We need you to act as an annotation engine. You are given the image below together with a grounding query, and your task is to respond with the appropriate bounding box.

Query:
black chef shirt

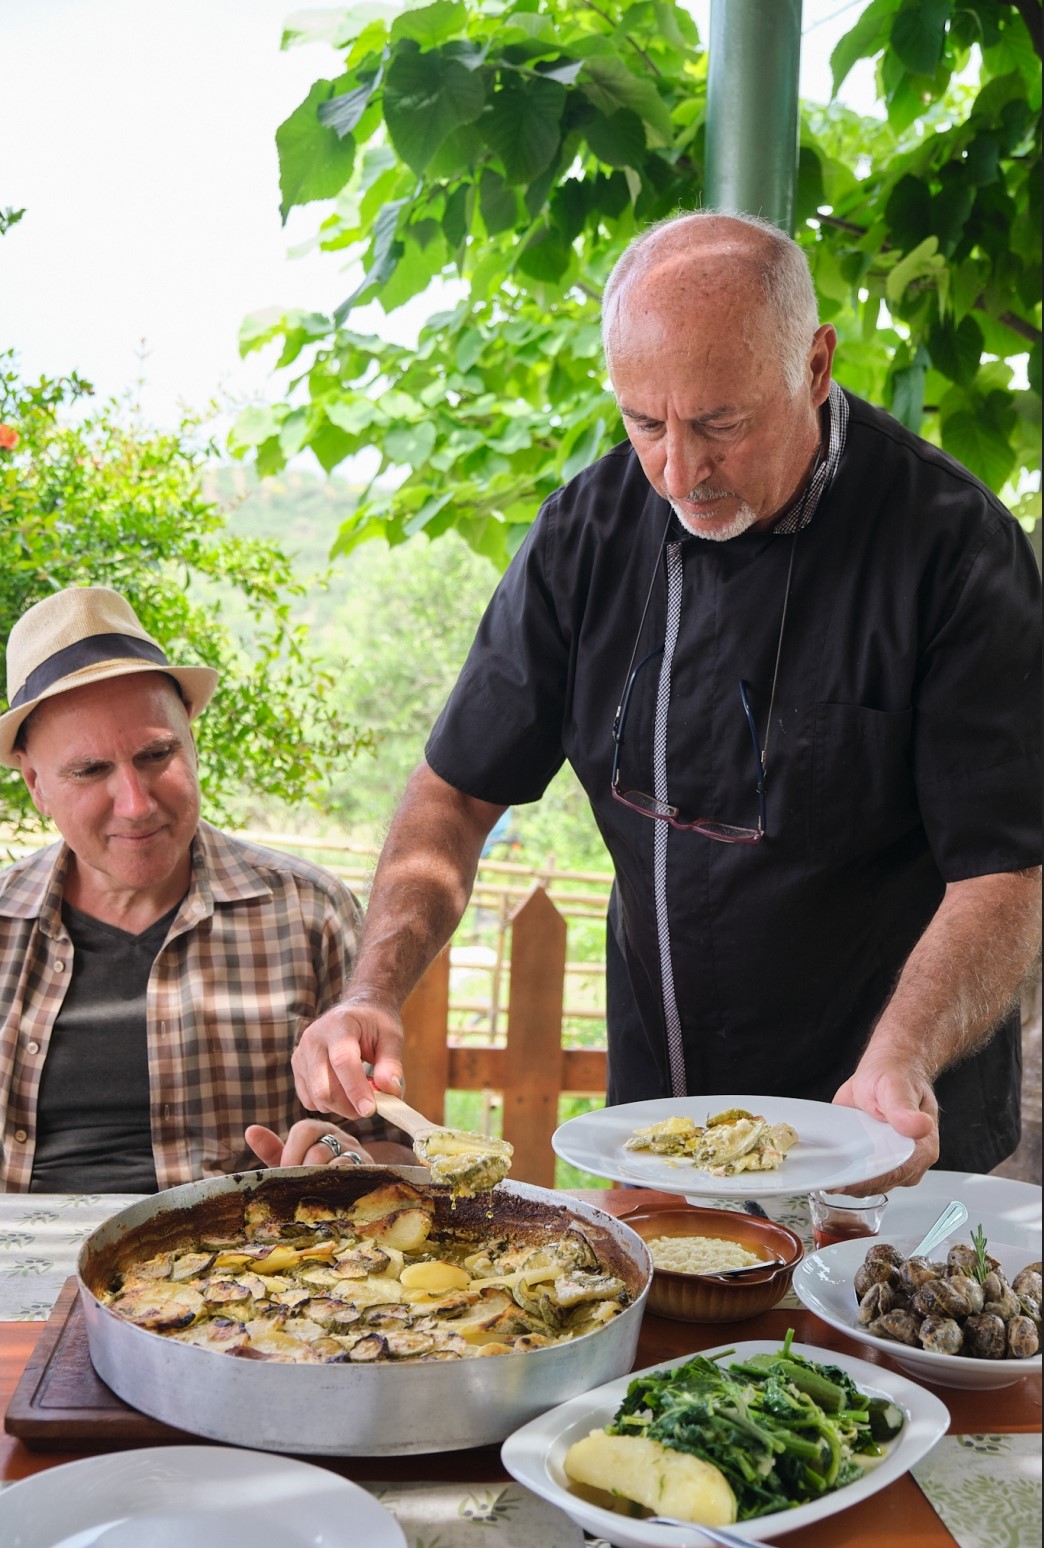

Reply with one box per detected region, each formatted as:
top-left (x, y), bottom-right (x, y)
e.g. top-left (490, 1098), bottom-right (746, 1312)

top-left (426, 391), bottom-right (1041, 1171)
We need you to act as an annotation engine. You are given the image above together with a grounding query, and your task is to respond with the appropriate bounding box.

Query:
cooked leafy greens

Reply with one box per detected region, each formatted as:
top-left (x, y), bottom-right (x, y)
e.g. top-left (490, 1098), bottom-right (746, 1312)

top-left (607, 1331), bottom-right (902, 1519)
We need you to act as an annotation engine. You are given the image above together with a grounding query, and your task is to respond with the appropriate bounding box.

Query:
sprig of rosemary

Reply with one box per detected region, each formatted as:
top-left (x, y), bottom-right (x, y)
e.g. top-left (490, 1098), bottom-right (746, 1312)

top-left (971, 1222), bottom-right (990, 1283)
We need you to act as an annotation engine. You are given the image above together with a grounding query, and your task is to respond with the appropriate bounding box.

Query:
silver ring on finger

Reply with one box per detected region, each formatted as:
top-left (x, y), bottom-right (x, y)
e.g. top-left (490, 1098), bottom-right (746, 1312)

top-left (342, 1149), bottom-right (365, 1165)
top-left (316, 1133), bottom-right (343, 1159)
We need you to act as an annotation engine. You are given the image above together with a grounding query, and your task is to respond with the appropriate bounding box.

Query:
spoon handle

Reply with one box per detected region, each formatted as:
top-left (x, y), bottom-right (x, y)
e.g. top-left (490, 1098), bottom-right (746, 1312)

top-left (911, 1199), bottom-right (969, 1259)
top-left (371, 1090), bottom-right (439, 1142)
top-left (648, 1518), bottom-right (758, 1545)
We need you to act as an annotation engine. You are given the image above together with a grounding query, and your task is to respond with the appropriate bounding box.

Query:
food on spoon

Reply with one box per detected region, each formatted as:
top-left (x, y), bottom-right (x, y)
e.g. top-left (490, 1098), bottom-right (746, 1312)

top-left (564, 1331), bottom-right (903, 1523)
top-left (371, 1090), bottom-right (514, 1197)
top-left (854, 1227), bottom-right (1041, 1360)
top-left (100, 1179), bottom-right (632, 1364)
top-left (564, 1431), bottom-right (737, 1525)
top-left (413, 1126), bottom-right (513, 1195)
top-left (625, 1108), bottom-right (799, 1176)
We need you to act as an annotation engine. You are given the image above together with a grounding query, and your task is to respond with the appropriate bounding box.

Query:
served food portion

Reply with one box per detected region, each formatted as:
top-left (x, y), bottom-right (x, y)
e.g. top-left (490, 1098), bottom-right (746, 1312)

top-left (853, 1227), bottom-right (1041, 1361)
top-left (412, 1126), bottom-right (514, 1195)
top-left (624, 1107), bottom-right (799, 1177)
top-left (99, 1179), bottom-right (634, 1364)
top-left (563, 1331), bottom-right (905, 1525)
top-left (373, 1091), bottom-right (514, 1196)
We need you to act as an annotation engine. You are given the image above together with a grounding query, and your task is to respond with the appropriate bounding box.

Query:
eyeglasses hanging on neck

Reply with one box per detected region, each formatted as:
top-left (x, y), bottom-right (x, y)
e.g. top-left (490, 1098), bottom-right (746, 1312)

top-left (610, 511), bottom-right (798, 845)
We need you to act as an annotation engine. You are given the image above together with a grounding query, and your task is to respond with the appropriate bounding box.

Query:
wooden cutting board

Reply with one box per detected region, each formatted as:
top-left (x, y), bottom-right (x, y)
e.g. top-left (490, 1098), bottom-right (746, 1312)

top-left (4, 1277), bottom-right (190, 1448)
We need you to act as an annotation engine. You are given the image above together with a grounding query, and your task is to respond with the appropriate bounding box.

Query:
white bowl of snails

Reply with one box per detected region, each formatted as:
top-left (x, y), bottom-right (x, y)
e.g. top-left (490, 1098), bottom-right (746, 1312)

top-left (793, 1232), bottom-right (1042, 1390)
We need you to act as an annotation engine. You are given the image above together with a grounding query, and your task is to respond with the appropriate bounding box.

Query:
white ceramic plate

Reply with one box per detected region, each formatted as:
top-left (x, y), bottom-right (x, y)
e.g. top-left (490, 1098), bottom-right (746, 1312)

top-left (552, 1094), bottom-right (915, 1198)
top-left (501, 1337), bottom-right (949, 1548)
top-left (0, 1445), bottom-right (406, 1548)
top-left (877, 1171), bottom-right (1041, 1250)
top-left (793, 1232), bottom-right (1042, 1391)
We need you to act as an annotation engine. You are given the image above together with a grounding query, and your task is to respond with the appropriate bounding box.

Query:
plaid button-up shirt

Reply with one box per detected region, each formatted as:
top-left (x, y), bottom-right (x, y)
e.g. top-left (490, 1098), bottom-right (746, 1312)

top-left (0, 821), bottom-right (362, 1191)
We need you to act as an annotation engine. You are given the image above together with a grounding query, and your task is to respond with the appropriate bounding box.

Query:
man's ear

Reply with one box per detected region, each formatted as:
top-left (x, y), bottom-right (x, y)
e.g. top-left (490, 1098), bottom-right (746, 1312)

top-left (809, 324), bottom-right (837, 406)
top-left (17, 755), bottom-right (48, 818)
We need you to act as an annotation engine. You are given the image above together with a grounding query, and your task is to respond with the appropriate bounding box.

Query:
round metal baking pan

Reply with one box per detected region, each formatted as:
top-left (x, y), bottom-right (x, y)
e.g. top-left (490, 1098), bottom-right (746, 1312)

top-left (77, 1165), bottom-right (651, 1456)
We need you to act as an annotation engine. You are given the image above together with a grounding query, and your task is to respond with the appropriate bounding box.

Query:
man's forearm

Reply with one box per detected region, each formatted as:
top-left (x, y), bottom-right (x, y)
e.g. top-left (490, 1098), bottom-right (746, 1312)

top-left (864, 866), bottom-right (1042, 1077)
top-left (343, 761), bottom-right (506, 1012)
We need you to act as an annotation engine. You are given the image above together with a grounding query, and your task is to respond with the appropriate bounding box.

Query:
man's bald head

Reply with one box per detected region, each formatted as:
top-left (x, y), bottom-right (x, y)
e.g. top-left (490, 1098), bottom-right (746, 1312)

top-left (602, 211), bottom-right (820, 397)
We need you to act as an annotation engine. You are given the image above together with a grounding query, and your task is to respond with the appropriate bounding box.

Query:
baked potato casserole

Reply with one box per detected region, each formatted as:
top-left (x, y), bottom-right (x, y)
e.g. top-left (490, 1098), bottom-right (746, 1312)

top-left (99, 1178), bottom-right (634, 1364)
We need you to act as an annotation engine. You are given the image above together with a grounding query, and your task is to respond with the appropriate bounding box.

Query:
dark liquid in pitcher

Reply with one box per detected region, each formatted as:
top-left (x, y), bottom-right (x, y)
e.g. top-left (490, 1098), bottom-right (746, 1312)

top-left (813, 1220), bottom-right (877, 1250)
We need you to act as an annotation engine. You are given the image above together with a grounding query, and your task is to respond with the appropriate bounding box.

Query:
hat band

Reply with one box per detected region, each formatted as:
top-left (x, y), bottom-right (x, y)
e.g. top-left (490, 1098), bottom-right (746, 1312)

top-left (10, 632), bottom-right (170, 710)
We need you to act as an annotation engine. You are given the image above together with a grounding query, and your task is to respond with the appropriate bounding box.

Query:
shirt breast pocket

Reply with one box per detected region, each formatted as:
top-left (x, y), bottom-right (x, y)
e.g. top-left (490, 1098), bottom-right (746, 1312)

top-left (810, 702), bottom-right (920, 861)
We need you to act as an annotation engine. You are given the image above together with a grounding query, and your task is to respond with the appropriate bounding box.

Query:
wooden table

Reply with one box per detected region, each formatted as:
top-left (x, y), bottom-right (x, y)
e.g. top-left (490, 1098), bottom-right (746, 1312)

top-left (2, 1189), bottom-right (1040, 1546)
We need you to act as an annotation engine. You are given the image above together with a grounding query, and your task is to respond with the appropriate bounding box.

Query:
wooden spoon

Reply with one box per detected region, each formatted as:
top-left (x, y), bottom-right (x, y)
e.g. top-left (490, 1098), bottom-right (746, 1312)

top-left (373, 1091), bottom-right (513, 1195)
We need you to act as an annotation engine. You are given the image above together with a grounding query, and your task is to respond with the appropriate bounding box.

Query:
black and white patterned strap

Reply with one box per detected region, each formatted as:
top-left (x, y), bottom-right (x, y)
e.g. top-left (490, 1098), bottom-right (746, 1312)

top-left (653, 540), bottom-right (688, 1096)
top-left (649, 380), bottom-right (847, 1096)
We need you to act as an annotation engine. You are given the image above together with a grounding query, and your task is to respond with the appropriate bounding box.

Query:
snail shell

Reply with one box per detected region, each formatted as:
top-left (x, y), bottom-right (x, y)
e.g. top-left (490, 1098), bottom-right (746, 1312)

top-left (1012, 1268), bottom-right (1042, 1302)
top-left (913, 1277), bottom-right (972, 1319)
top-left (1016, 1294), bottom-right (1040, 1328)
top-left (1007, 1315), bottom-right (1040, 1359)
top-left (869, 1308), bottom-right (924, 1346)
top-left (984, 1285), bottom-right (1020, 1320)
top-left (962, 1312), bottom-right (1007, 1360)
top-left (947, 1273), bottom-right (984, 1314)
top-left (863, 1242), bottom-right (905, 1269)
top-left (857, 1281), bottom-right (897, 1325)
top-left (854, 1258), bottom-right (900, 1299)
top-left (945, 1244), bottom-right (979, 1277)
top-left (919, 1315), bottom-right (964, 1355)
top-left (900, 1256), bottom-right (942, 1293)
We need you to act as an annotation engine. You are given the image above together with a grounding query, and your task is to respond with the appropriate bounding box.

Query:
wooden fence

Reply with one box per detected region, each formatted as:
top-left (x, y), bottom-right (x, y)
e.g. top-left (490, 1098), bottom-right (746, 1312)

top-left (401, 883), bottom-right (609, 1186)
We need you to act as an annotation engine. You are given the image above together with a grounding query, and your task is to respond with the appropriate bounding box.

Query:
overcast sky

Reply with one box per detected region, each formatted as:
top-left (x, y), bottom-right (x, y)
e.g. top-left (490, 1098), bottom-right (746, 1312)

top-left (1, 0), bottom-right (875, 434)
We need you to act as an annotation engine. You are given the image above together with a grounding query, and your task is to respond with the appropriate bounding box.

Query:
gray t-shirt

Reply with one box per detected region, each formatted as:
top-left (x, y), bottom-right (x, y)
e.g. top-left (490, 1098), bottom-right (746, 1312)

top-left (29, 901), bottom-right (180, 1193)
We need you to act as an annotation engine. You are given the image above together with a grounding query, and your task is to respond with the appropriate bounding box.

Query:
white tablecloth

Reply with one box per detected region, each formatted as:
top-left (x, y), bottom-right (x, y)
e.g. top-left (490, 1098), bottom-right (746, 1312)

top-left (0, 1192), bottom-right (144, 1321)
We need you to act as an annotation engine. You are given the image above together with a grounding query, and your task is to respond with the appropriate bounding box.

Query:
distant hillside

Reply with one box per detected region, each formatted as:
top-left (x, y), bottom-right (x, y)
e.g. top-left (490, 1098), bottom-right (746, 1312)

top-left (197, 461), bottom-right (606, 867)
top-left (202, 464), bottom-right (359, 608)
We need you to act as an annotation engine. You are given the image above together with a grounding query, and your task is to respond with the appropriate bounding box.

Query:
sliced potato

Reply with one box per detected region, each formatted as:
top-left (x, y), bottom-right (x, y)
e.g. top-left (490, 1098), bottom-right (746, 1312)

top-left (357, 1206), bottom-right (433, 1253)
top-left (350, 1181), bottom-right (433, 1224)
top-left (400, 1260), bottom-right (471, 1293)
top-left (332, 1276), bottom-right (405, 1307)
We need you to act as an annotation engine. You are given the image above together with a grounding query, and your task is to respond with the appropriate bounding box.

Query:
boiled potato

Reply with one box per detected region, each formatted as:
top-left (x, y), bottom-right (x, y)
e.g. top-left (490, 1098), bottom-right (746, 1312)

top-left (564, 1430), bottom-right (736, 1525)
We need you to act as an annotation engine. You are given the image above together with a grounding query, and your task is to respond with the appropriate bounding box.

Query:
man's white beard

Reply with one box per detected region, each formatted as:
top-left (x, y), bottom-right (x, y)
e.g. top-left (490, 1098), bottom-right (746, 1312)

top-left (670, 498), bottom-right (759, 542)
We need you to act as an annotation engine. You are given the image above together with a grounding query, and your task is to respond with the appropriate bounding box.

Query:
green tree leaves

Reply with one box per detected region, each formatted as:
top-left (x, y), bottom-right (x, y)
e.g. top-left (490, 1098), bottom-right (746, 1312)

top-left (384, 45), bottom-right (487, 173)
top-left (276, 78), bottom-right (361, 220)
top-left (237, 0), bottom-right (1040, 564)
top-left (0, 358), bottom-right (370, 831)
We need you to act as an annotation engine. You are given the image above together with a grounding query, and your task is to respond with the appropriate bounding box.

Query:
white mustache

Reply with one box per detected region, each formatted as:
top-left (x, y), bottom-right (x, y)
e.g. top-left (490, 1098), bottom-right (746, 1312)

top-left (686, 487), bottom-right (735, 502)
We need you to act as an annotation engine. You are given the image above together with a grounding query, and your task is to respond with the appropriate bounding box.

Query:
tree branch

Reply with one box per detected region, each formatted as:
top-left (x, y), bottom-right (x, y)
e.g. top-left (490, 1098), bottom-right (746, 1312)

top-left (814, 214), bottom-right (1042, 346)
top-left (581, 0), bottom-right (663, 76)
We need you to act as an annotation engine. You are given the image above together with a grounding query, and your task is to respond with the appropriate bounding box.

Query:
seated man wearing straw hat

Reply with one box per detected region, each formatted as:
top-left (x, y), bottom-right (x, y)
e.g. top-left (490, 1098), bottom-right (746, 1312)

top-left (0, 586), bottom-right (410, 1192)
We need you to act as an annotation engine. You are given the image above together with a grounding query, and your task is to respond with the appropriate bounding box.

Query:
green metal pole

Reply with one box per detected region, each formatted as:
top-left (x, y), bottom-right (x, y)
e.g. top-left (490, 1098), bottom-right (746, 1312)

top-left (704, 0), bottom-right (803, 234)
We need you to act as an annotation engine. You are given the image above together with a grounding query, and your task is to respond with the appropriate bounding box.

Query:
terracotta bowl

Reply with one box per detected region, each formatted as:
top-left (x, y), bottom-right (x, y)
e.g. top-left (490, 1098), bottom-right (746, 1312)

top-left (616, 1203), bottom-right (804, 1323)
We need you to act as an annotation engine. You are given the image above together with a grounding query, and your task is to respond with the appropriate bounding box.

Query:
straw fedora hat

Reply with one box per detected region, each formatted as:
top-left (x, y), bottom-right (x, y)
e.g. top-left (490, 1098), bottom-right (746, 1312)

top-left (0, 587), bottom-right (219, 766)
